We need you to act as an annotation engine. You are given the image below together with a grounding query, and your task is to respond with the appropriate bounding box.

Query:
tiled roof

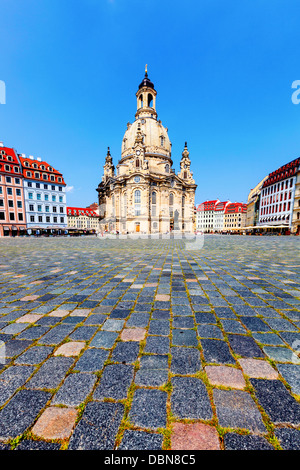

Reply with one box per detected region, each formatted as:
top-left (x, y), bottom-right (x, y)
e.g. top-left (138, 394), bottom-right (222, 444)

top-left (0, 146), bottom-right (22, 176)
top-left (67, 207), bottom-right (99, 217)
top-left (19, 155), bottom-right (66, 185)
top-left (225, 202), bottom-right (247, 214)
top-left (262, 158), bottom-right (300, 188)
top-left (197, 200), bottom-right (219, 211)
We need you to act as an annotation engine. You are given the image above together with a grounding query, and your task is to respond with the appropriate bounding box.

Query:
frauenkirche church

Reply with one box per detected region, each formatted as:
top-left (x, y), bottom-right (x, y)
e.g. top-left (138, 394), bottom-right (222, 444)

top-left (97, 67), bottom-right (197, 234)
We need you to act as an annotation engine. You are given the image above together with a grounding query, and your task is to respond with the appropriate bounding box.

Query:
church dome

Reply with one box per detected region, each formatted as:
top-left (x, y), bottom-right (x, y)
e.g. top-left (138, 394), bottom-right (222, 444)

top-left (121, 117), bottom-right (172, 160)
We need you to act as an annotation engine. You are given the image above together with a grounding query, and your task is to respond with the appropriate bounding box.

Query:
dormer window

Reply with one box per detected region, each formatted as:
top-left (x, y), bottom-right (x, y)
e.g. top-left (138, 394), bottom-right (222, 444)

top-left (24, 161), bottom-right (29, 167)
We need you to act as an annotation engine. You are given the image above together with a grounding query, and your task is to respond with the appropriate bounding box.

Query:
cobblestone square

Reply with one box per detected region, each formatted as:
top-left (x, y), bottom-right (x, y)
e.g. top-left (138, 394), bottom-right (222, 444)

top-left (0, 235), bottom-right (299, 450)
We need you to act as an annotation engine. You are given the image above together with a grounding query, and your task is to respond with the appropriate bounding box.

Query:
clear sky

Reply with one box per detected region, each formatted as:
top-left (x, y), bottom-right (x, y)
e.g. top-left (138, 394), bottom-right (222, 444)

top-left (1, 0), bottom-right (300, 207)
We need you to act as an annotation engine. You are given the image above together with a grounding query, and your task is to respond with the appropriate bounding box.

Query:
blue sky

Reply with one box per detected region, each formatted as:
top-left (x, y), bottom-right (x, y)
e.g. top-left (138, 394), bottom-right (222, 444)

top-left (1, 0), bottom-right (300, 207)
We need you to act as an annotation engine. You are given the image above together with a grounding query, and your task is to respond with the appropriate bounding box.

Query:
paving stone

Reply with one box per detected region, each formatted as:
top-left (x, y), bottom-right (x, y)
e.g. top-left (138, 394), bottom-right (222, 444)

top-left (16, 314), bottom-right (44, 323)
top-left (15, 439), bottom-right (61, 450)
top-left (54, 341), bottom-right (85, 357)
top-left (205, 365), bottom-right (246, 389)
top-left (0, 389), bottom-right (51, 440)
top-left (126, 312), bottom-right (150, 327)
top-left (227, 334), bottom-right (265, 358)
top-left (171, 347), bottom-right (201, 374)
top-left (171, 377), bottom-right (213, 420)
top-left (118, 430), bottom-right (163, 450)
top-left (275, 364), bottom-right (300, 395)
top-left (52, 372), bottom-right (97, 406)
top-left (201, 339), bottom-right (236, 364)
top-left (148, 320), bottom-right (170, 336)
top-left (223, 433), bottom-right (274, 450)
top-left (27, 356), bottom-right (74, 390)
top-left (213, 389), bottom-right (266, 433)
top-left (5, 339), bottom-right (33, 358)
top-left (39, 324), bottom-right (75, 345)
top-left (250, 378), bottom-right (300, 425)
top-left (172, 329), bottom-right (198, 347)
top-left (197, 324), bottom-right (224, 339)
top-left (194, 312), bottom-right (216, 324)
top-left (68, 401), bottom-right (124, 450)
top-left (75, 348), bottom-right (109, 372)
top-left (111, 341), bottom-right (140, 364)
top-left (263, 346), bottom-right (300, 363)
top-left (129, 389), bottom-right (167, 430)
top-left (102, 319), bottom-right (124, 332)
top-left (144, 335), bottom-right (170, 354)
top-left (1, 323), bottom-right (28, 335)
top-left (238, 358), bottom-right (278, 379)
top-left (240, 316), bottom-right (271, 332)
top-left (120, 327), bottom-right (146, 342)
top-left (89, 330), bottom-right (118, 349)
top-left (265, 318), bottom-right (298, 331)
top-left (93, 364), bottom-right (134, 400)
top-left (274, 428), bottom-right (300, 450)
top-left (31, 406), bottom-right (77, 440)
top-left (0, 365), bottom-right (35, 406)
top-left (171, 422), bottom-right (221, 450)
top-left (15, 346), bottom-right (53, 365)
top-left (252, 332), bottom-right (285, 346)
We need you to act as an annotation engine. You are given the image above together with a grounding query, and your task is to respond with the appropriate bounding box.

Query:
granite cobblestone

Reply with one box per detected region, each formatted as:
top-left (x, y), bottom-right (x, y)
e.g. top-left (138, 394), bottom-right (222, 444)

top-left (0, 236), bottom-right (299, 450)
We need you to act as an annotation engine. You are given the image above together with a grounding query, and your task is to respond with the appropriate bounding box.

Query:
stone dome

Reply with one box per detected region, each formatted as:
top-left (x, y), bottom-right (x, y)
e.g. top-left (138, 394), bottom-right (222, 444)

top-left (121, 117), bottom-right (172, 161)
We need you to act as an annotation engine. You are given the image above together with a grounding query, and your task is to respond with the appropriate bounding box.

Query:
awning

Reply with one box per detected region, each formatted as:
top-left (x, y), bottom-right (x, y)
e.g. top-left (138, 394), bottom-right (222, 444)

top-left (3, 226), bottom-right (10, 231)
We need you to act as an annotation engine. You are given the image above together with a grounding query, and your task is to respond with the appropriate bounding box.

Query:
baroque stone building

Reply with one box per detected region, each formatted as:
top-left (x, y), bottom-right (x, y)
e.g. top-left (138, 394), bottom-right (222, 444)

top-left (97, 68), bottom-right (197, 234)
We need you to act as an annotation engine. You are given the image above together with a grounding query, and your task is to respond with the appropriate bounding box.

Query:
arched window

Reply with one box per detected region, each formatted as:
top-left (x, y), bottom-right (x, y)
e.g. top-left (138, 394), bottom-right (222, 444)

top-left (151, 191), bottom-right (157, 217)
top-left (139, 95), bottom-right (143, 108)
top-left (165, 163), bottom-right (169, 173)
top-left (183, 171), bottom-right (187, 179)
top-left (161, 136), bottom-right (164, 147)
top-left (134, 190), bottom-right (141, 216)
top-left (169, 193), bottom-right (174, 217)
top-left (136, 158), bottom-right (140, 168)
top-left (148, 93), bottom-right (153, 107)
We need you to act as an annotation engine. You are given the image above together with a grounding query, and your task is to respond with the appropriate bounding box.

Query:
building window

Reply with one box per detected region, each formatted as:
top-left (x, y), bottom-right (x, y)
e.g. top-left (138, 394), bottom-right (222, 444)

top-left (36, 183), bottom-right (40, 188)
top-left (28, 192), bottom-right (33, 199)
top-left (45, 194), bottom-right (49, 201)
top-left (6, 176), bottom-right (11, 183)
top-left (7, 188), bottom-right (12, 195)
top-left (38, 216), bottom-right (43, 223)
top-left (15, 178), bottom-right (20, 184)
top-left (45, 206), bottom-right (49, 212)
top-left (134, 190), bottom-right (141, 216)
top-left (52, 185), bottom-right (55, 191)
top-left (53, 216), bottom-right (57, 223)
top-left (59, 186), bottom-right (62, 192)
top-left (59, 196), bottom-right (63, 203)
top-left (60, 217), bottom-right (64, 223)
top-left (44, 184), bottom-right (48, 189)
top-left (52, 195), bottom-right (56, 202)
top-left (10, 213), bottom-right (15, 221)
top-left (0, 199), bottom-right (3, 206)
top-left (60, 207), bottom-right (64, 213)
top-left (18, 213), bottom-right (23, 221)
top-left (29, 204), bottom-right (34, 211)
top-left (16, 188), bottom-right (21, 196)
top-left (37, 205), bottom-right (42, 212)
top-left (165, 163), bottom-right (169, 173)
top-left (17, 201), bottom-right (22, 208)
top-left (30, 215), bottom-right (35, 222)
top-left (37, 193), bottom-right (41, 200)
top-left (46, 216), bottom-right (50, 223)
top-left (28, 182), bottom-right (32, 187)
top-left (53, 206), bottom-right (57, 213)
top-left (5, 166), bottom-right (10, 172)
top-left (8, 200), bottom-right (14, 208)
top-left (0, 212), bottom-right (5, 220)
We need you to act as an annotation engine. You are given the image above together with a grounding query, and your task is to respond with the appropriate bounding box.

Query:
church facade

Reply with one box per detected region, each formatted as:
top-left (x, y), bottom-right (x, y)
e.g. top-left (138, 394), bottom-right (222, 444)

top-left (97, 68), bottom-right (197, 235)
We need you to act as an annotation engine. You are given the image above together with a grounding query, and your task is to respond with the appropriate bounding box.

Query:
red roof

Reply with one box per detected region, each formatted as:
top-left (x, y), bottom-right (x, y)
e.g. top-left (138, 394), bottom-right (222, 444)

top-left (262, 158), bottom-right (300, 188)
top-left (0, 146), bottom-right (23, 177)
top-left (225, 202), bottom-right (247, 214)
top-left (19, 155), bottom-right (66, 185)
top-left (215, 201), bottom-right (231, 211)
top-left (197, 200), bottom-right (219, 211)
top-left (67, 207), bottom-right (98, 217)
